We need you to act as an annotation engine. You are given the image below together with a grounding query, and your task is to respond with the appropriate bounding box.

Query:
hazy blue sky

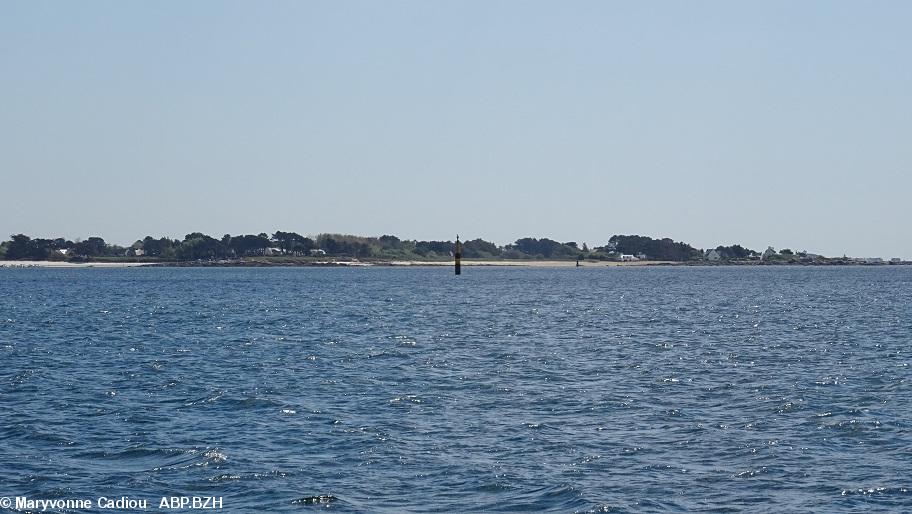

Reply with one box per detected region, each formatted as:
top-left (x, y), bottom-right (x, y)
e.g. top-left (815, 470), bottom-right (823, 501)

top-left (2, 1), bottom-right (910, 257)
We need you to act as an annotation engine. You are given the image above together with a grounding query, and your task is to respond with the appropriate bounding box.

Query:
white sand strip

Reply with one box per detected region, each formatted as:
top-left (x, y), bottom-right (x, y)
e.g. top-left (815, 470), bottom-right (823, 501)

top-left (0, 260), bottom-right (153, 268)
top-left (387, 260), bottom-right (674, 267)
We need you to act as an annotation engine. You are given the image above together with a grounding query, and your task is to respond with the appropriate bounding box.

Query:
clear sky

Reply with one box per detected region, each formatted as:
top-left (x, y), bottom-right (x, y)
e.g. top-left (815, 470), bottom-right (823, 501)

top-left (2, 1), bottom-right (910, 257)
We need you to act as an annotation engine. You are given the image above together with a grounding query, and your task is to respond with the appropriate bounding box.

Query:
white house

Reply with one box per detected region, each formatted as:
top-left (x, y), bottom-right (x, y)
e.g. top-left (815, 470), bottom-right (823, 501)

top-left (760, 247), bottom-right (777, 260)
top-left (619, 254), bottom-right (638, 262)
top-left (310, 249), bottom-right (326, 256)
top-left (704, 249), bottom-right (721, 261)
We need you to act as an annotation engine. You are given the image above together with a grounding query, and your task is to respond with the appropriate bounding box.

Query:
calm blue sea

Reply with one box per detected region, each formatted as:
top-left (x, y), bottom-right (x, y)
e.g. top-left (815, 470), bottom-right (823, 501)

top-left (1, 266), bottom-right (910, 512)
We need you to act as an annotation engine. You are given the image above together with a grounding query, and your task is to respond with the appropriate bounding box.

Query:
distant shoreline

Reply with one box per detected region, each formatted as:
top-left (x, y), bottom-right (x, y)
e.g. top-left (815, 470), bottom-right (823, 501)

top-left (1, 259), bottom-right (908, 269)
top-left (0, 260), bottom-right (152, 268)
top-left (5, 233), bottom-right (906, 265)
top-left (0, 259), bottom-right (666, 268)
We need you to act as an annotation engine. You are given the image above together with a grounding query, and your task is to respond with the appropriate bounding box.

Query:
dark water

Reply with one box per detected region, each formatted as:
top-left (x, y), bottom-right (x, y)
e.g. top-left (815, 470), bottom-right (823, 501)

top-left (1, 266), bottom-right (910, 512)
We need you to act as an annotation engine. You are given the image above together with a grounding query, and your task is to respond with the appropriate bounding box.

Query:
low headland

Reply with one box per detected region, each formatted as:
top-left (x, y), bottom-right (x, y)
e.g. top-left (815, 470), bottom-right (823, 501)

top-left (0, 232), bottom-right (906, 268)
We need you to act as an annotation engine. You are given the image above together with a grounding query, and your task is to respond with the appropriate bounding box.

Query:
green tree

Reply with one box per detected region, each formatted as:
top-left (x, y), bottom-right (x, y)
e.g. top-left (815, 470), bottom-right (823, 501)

top-left (228, 234), bottom-right (270, 257)
top-left (178, 233), bottom-right (225, 260)
top-left (609, 235), bottom-right (701, 261)
top-left (714, 244), bottom-right (754, 259)
top-left (462, 238), bottom-right (500, 258)
top-left (273, 231), bottom-right (313, 255)
top-left (141, 236), bottom-right (177, 257)
top-left (6, 234), bottom-right (49, 260)
top-left (508, 238), bottom-right (578, 259)
top-left (74, 237), bottom-right (107, 257)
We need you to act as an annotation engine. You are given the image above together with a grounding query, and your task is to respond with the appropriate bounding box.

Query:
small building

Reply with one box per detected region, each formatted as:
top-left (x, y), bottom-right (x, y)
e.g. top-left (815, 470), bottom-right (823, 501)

top-left (890, 258), bottom-right (902, 264)
top-left (263, 247), bottom-right (284, 256)
top-left (309, 249), bottom-right (326, 256)
top-left (760, 247), bottom-right (777, 261)
top-left (619, 254), bottom-right (639, 262)
top-left (636, 252), bottom-right (647, 260)
top-left (704, 249), bottom-right (721, 261)
top-left (850, 257), bottom-right (883, 264)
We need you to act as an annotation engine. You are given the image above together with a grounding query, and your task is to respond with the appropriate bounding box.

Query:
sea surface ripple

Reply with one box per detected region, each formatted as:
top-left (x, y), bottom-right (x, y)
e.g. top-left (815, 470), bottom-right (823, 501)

top-left (1, 266), bottom-right (910, 512)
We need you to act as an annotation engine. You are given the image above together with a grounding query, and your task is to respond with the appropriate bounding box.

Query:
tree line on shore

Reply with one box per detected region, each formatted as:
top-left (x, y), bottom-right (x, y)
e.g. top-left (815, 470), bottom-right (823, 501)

top-left (0, 231), bottom-right (772, 262)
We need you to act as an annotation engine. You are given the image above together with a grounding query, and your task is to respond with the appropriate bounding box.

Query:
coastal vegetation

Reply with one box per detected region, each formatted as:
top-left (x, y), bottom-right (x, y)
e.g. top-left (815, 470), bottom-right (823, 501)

top-left (0, 232), bottom-right (895, 265)
top-left (0, 232), bottom-right (694, 261)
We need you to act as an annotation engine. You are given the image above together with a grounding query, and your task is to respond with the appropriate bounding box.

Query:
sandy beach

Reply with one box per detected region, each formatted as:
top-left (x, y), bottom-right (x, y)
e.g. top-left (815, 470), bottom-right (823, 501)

top-left (0, 259), bottom-right (675, 268)
top-left (0, 260), bottom-right (153, 268)
top-left (388, 259), bottom-right (675, 267)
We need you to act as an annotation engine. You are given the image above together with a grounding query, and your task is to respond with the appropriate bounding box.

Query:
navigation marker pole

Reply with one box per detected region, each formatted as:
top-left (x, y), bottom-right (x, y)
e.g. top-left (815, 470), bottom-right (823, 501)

top-left (455, 235), bottom-right (462, 275)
